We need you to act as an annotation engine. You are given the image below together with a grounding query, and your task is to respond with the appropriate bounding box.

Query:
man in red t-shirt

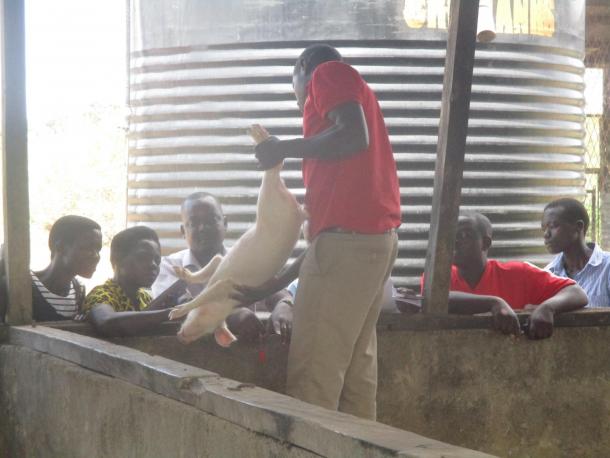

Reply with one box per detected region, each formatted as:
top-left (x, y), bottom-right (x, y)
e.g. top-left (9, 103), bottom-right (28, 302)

top-left (420, 211), bottom-right (587, 339)
top-left (236, 44), bottom-right (400, 420)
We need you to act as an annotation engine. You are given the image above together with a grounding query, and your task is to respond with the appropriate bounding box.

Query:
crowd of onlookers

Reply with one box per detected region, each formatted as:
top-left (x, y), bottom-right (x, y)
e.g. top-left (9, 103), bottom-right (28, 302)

top-left (0, 192), bottom-right (295, 341)
top-left (0, 195), bottom-right (603, 342)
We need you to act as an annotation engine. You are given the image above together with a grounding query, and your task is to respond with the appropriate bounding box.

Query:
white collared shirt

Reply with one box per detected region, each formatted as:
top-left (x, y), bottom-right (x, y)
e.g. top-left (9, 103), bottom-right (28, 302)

top-left (151, 248), bottom-right (203, 298)
top-left (546, 243), bottom-right (610, 308)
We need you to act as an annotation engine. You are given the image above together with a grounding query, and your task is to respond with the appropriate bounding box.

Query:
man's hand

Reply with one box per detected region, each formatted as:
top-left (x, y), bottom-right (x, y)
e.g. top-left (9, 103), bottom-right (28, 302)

top-left (490, 298), bottom-right (520, 335)
top-left (255, 136), bottom-right (285, 170)
top-left (527, 303), bottom-right (554, 339)
top-left (395, 287), bottom-right (418, 297)
top-left (393, 287), bottom-right (422, 314)
top-left (269, 300), bottom-right (293, 344)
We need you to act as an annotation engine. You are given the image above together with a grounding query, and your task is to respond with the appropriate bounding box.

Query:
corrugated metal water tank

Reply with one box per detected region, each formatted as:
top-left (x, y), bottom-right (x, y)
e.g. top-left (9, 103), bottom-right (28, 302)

top-left (129, 0), bottom-right (586, 287)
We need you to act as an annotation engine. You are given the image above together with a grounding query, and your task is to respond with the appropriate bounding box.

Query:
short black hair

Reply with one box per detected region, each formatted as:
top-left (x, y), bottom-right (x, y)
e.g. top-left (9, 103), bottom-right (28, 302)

top-left (48, 215), bottom-right (101, 254)
top-left (544, 198), bottom-right (590, 234)
top-left (295, 44), bottom-right (342, 76)
top-left (459, 211), bottom-right (493, 239)
top-left (110, 226), bottom-right (159, 267)
top-left (180, 191), bottom-right (222, 214)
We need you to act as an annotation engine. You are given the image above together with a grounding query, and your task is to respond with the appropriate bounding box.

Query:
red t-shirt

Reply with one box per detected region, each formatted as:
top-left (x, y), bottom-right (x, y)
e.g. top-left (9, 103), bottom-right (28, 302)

top-left (301, 61), bottom-right (401, 239)
top-left (420, 260), bottom-right (575, 310)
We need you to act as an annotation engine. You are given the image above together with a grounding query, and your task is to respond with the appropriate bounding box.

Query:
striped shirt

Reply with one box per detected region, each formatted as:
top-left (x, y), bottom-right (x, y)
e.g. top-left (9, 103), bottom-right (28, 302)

top-left (31, 272), bottom-right (79, 319)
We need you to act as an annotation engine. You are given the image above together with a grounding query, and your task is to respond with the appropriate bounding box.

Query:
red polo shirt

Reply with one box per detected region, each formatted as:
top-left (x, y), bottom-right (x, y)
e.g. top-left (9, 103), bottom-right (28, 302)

top-left (301, 61), bottom-right (401, 239)
top-left (420, 260), bottom-right (575, 310)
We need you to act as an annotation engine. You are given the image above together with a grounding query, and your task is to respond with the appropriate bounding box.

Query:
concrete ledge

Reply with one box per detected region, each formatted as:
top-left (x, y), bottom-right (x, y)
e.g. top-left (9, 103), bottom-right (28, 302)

top-left (377, 308), bottom-right (610, 331)
top-left (6, 325), bottom-right (493, 458)
top-left (37, 309), bottom-right (610, 339)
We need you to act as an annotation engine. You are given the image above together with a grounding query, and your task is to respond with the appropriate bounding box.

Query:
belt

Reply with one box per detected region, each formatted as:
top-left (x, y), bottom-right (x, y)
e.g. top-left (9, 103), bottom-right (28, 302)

top-left (322, 227), bottom-right (397, 235)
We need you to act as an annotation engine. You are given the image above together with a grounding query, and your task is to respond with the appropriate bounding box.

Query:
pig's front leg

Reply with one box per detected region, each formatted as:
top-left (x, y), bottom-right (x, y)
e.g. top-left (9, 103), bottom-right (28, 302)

top-left (173, 254), bottom-right (223, 284)
top-left (168, 278), bottom-right (236, 320)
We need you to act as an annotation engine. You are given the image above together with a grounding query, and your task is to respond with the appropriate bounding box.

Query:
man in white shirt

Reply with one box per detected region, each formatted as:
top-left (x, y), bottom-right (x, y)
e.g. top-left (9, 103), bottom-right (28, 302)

top-left (543, 197), bottom-right (610, 308)
top-left (152, 192), bottom-right (293, 341)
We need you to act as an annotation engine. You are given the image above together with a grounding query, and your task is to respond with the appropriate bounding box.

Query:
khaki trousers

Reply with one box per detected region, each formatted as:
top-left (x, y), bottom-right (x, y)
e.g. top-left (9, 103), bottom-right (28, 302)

top-left (286, 230), bottom-right (398, 420)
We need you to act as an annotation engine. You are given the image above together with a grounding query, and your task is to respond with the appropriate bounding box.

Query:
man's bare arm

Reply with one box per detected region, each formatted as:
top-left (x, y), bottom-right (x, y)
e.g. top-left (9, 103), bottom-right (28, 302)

top-left (448, 291), bottom-right (507, 314)
top-left (254, 102), bottom-right (369, 169)
top-left (536, 284), bottom-right (588, 314)
top-left (264, 289), bottom-right (293, 312)
top-left (448, 291), bottom-right (520, 335)
top-left (527, 284), bottom-right (587, 339)
top-left (231, 249), bottom-right (307, 305)
top-left (88, 303), bottom-right (171, 337)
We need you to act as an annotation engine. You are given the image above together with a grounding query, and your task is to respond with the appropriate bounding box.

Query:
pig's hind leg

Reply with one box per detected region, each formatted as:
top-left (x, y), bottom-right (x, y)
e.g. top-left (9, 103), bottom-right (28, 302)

top-left (173, 254), bottom-right (223, 284)
top-left (168, 278), bottom-right (236, 320)
top-left (214, 322), bottom-right (237, 347)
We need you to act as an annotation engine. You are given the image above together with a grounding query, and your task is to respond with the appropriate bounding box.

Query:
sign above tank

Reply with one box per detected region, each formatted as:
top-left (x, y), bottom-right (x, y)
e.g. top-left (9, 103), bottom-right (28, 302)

top-left (405, 0), bottom-right (566, 38)
top-left (131, 0), bottom-right (584, 53)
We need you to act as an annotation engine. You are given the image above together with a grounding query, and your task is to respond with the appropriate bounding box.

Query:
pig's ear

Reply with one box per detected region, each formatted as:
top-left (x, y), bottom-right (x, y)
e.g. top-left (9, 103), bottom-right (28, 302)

top-left (214, 325), bottom-right (237, 348)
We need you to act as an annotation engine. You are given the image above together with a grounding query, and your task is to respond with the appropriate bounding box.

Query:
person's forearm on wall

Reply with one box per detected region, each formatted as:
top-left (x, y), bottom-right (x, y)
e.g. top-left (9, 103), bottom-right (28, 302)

top-left (88, 304), bottom-right (170, 337)
top-left (537, 284), bottom-right (588, 314)
top-left (448, 291), bottom-right (508, 314)
top-left (526, 285), bottom-right (587, 340)
top-left (448, 291), bottom-right (520, 335)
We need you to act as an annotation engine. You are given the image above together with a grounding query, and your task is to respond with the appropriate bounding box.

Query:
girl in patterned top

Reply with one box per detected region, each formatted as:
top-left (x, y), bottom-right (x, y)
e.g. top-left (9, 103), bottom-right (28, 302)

top-left (84, 226), bottom-right (175, 336)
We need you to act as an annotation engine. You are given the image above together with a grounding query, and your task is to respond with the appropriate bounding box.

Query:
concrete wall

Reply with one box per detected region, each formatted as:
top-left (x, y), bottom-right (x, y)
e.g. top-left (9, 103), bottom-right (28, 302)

top-left (10, 314), bottom-right (610, 457)
top-left (0, 325), bottom-right (491, 458)
top-left (0, 345), bottom-right (316, 458)
top-left (376, 326), bottom-right (610, 458)
top-left (111, 312), bottom-right (610, 458)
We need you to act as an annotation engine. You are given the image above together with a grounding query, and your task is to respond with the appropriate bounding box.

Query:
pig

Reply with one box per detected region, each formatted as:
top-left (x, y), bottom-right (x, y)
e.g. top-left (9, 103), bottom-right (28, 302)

top-left (168, 125), bottom-right (305, 346)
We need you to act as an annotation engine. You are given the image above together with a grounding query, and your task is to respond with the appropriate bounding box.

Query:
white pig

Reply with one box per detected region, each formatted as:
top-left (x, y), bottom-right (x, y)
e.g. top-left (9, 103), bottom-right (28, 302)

top-left (168, 125), bottom-right (305, 346)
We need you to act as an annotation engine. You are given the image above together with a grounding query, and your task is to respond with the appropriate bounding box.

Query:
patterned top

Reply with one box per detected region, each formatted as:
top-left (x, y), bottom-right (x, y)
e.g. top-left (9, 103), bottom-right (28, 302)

top-left (31, 272), bottom-right (78, 319)
top-left (83, 279), bottom-right (152, 313)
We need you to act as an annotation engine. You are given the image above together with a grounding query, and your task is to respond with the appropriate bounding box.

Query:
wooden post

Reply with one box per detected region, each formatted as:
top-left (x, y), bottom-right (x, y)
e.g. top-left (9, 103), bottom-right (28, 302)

top-left (422, 0), bottom-right (479, 314)
top-left (2, 0), bottom-right (31, 324)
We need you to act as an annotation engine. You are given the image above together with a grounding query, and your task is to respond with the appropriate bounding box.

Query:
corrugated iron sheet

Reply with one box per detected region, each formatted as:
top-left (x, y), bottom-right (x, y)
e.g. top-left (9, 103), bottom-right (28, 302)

top-left (129, 41), bottom-right (585, 287)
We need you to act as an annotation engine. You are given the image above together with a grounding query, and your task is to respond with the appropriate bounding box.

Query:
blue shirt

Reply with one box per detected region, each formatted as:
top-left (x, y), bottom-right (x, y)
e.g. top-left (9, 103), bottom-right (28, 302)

top-left (287, 279), bottom-right (299, 298)
top-left (546, 243), bottom-right (610, 308)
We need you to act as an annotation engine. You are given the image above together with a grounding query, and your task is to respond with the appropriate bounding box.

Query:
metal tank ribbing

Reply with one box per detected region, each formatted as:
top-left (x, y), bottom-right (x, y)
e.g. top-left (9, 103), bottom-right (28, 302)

top-left (129, 1), bottom-right (585, 287)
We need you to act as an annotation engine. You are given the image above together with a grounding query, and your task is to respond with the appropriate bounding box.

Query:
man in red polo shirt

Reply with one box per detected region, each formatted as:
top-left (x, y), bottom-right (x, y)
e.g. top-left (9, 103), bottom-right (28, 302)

top-left (238, 44), bottom-right (400, 420)
top-left (420, 211), bottom-right (587, 339)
